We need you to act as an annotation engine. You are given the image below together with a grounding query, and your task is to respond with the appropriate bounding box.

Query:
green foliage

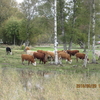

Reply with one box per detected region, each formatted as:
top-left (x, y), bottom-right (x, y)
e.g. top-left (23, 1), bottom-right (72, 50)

top-left (20, 45), bottom-right (25, 50)
top-left (0, 0), bottom-right (21, 26)
top-left (62, 0), bottom-right (91, 46)
top-left (2, 16), bottom-right (21, 44)
top-left (0, 0), bottom-right (100, 47)
top-left (18, 19), bottom-right (27, 42)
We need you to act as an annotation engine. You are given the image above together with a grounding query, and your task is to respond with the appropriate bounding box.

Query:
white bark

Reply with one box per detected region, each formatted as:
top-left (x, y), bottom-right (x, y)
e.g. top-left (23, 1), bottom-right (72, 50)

top-left (54, 0), bottom-right (58, 64)
top-left (92, 0), bottom-right (96, 63)
top-left (92, 35), bottom-right (96, 62)
top-left (83, 54), bottom-right (88, 67)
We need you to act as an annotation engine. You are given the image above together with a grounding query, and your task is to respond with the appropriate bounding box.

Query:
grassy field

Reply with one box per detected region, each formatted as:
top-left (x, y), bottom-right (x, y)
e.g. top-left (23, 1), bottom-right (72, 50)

top-left (0, 44), bottom-right (100, 74)
top-left (0, 44), bottom-right (100, 100)
top-left (0, 67), bottom-right (100, 100)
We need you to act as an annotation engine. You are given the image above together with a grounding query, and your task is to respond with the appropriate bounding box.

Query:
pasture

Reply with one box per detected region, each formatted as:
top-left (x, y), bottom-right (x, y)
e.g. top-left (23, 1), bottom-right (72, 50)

top-left (0, 44), bottom-right (100, 74)
top-left (0, 44), bottom-right (100, 100)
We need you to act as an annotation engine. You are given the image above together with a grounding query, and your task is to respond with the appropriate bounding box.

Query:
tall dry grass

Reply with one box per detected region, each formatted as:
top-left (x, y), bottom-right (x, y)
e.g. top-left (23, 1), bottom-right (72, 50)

top-left (0, 66), bottom-right (100, 100)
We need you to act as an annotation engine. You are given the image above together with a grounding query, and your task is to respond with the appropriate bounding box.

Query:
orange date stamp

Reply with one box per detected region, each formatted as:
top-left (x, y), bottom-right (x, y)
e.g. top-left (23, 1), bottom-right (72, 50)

top-left (76, 84), bottom-right (100, 88)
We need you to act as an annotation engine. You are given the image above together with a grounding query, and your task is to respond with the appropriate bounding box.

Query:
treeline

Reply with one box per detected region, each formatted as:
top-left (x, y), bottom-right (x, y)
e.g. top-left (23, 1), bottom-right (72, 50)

top-left (0, 0), bottom-right (100, 49)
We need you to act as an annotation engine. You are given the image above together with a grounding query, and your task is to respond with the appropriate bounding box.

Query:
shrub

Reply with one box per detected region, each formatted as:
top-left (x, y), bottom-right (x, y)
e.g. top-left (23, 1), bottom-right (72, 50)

top-left (21, 45), bottom-right (25, 50)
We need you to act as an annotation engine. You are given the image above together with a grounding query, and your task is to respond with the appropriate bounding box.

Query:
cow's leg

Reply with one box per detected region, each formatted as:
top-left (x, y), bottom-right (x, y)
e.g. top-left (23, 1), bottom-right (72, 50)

top-left (44, 61), bottom-right (45, 64)
top-left (28, 61), bottom-right (30, 65)
top-left (6, 51), bottom-right (8, 55)
top-left (22, 59), bottom-right (24, 65)
top-left (76, 57), bottom-right (78, 62)
top-left (42, 59), bottom-right (44, 64)
top-left (50, 57), bottom-right (53, 64)
top-left (8, 51), bottom-right (10, 55)
top-left (98, 56), bottom-right (100, 60)
top-left (51, 56), bottom-right (54, 64)
top-left (39, 59), bottom-right (41, 64)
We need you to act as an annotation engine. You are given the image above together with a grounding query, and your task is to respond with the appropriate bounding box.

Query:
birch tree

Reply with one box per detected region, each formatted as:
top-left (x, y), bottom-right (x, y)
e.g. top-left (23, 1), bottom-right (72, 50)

top-left (88, 1), bottom-right (92, 50)
top-left (20, 0), bottom-right (38, 46)
top-left (92, 0), bottom-right (96, 63)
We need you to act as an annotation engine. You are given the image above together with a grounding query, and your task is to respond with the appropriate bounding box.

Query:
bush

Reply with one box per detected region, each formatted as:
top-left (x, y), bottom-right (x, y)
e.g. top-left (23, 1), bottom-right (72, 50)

top-left (21, 45), bottom-right (25, 50)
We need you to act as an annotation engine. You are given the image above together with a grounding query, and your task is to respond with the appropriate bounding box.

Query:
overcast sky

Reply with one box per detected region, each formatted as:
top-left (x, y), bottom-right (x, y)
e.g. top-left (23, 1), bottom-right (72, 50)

top-left (16, 0), bottom-right (24, 3)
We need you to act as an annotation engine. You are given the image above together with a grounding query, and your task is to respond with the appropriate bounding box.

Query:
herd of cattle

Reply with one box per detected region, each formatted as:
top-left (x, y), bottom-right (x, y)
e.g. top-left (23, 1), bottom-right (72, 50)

top-left (6, 46), bottom-right (100, 66)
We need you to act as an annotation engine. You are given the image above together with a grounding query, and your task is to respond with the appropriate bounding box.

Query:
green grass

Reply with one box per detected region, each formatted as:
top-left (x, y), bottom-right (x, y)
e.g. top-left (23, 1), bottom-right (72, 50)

top-left (0, 45), bottom-right (100, 74)
top-left (1, 45), bottom-right (100, 100)
top-left (32, 46), bottom-right (63, 51)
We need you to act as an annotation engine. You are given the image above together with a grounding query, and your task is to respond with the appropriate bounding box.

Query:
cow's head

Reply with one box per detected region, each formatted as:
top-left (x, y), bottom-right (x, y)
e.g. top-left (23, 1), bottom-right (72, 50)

top-left (66, 59), bottom-right (72, 64)
top-left (87, 58), bottom-right (89, 63)
top-left (10, 52), bottom-right (12, 55)
top-left (32, 61), bottom-right (36, 66)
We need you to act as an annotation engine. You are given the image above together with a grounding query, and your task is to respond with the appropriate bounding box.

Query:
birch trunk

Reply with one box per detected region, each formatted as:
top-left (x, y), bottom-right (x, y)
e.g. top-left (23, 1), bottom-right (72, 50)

top-left (88, 4), bottom-right (91, 50)
top-left (92, 0), bottom-right (96, 63)
top-left (54, 0), bottom-right (58, 64)
top-left (83, 53), bottom-right (88, 67)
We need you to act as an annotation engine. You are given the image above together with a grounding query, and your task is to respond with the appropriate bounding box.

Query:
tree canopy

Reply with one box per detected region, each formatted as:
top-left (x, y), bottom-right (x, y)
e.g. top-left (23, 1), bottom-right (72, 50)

top-left (0, 0), bottom-right (100, 47)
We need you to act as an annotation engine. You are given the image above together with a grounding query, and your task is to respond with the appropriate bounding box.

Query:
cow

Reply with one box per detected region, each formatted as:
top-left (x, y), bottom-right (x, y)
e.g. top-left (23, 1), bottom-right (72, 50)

top-left (75, 53), bottom-right (89, 63)
top-left (25, 46), bottom-right (30, 52)
top-left (33, 52), bottom-right (48, 64)
top-left (37, 50), bottom-right (47, 54)
top-left (26, 50), bottom-right (35, 56)
top-left (66, 50), bottom-right (79, 57)
top-left (94, 50), bottom-right (100, 60)
top-left (58, 52), bottom-right (72, 64)
top-left (47, 51), bottom-right (55, 62)
top-left (6, 47), bottom-right (12, 55)
top-left (57, 50), bottom-right (66, 53)
top-left (21, 54), bottom-right (36, 66)
top-left (37, 50), bottom-right (52, 61)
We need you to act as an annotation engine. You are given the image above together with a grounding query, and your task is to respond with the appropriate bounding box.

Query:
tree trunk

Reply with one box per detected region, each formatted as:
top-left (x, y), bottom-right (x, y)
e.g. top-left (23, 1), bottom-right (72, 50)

top-left (54, 0), bottom-right (58, 64)
top-left (88, 6), bottom-right (91, 50)
top-left (25, 39), bottom-right (29, 46)
top-left (68, 39), bottom-right (72, 50)
top-left (14, 34), bottom-right (15, 45)
top-left (92, 35), bottom-right (96, 63)
top-left (63, 42), bottom-right (67, 50)
top-left (69, 0), bottom-right (76, 50)
top-left (61, 0), bottom-right (67, 50)
top-left (92, 0), bottom-right (96, 63)
top-left (83, 53), bottom-right (88, 67)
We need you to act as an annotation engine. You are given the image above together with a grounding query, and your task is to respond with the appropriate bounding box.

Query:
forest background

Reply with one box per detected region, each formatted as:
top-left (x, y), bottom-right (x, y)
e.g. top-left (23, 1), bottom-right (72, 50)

top-left (0, 0), bottom-right (100, 51)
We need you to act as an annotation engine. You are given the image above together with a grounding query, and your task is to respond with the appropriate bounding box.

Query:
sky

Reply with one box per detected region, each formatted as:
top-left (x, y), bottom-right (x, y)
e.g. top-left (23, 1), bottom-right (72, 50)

top-left (16, 0), bottom-right (24, 3)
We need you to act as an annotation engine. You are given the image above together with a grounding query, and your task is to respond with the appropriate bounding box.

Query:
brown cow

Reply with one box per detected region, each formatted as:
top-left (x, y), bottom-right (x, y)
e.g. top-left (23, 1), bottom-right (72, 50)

top-left (47, 51), bottom-right (55, 62)
top-left (58, 52), bottom-right (72, 64)
top-left (33, 52), bottom-right (48, 64)
top-left (75, 53), bottom-right (89, 62)
top-left (37, 50), bottom-right (47, 54)
top-left (21, 54), bottom-right (36, 66)
top-left (66, 50), bottom-right (79, 57)
top-left (37, 50), bottom-right (52, 61)
top-left (57, 50), bottom-right (66, 53)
